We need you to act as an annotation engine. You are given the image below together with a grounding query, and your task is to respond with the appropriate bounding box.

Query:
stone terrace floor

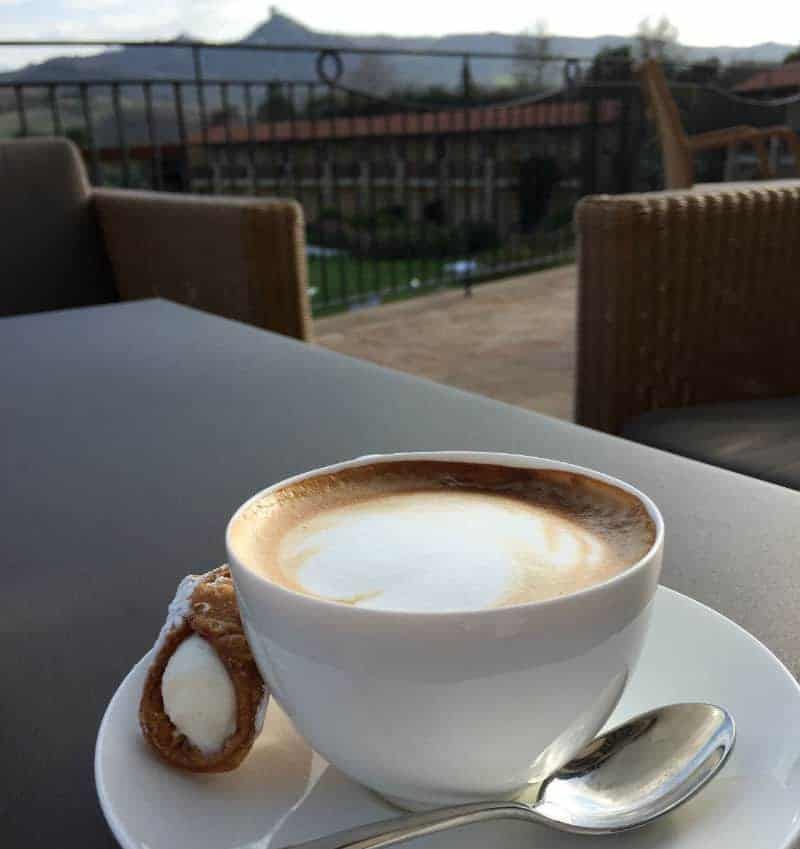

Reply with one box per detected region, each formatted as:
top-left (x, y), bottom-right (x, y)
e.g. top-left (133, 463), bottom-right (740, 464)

top-left (314, 264), bottom-right (576, 421)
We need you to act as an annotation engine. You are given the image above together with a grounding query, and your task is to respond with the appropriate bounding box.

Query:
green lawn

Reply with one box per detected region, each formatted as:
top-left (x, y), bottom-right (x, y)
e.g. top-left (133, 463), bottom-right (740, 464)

top-left (307, 229), bottom-right (575, 316)
top-left (308, 255), bottom-right (452, 313)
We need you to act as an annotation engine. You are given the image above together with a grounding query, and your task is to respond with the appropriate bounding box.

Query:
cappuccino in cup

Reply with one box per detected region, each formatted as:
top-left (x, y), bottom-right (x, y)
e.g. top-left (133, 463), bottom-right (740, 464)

top-left (230, 460), bottom-right (655, 612)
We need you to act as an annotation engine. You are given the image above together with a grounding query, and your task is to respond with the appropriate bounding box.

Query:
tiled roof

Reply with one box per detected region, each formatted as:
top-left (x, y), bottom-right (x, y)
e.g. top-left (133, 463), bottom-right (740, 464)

top-left (190, 99), bottom-right (621, 145)
top-left (734, 62), bottom-right (800, 93)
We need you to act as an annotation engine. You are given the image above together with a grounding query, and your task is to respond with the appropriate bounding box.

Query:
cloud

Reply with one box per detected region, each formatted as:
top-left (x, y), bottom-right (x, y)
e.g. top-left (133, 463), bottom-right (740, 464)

top-left (63, 0), bottom-right (127, 9)
top-left (171, 0), bottom-right (268, 40)
top-left (58, 0), bottom-right (271, 41)
top-left (0, 0), bottom-right (271, 48)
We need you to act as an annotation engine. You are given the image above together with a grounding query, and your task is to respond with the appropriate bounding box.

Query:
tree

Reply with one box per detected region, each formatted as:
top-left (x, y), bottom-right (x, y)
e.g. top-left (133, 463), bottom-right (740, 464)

top-left (257, 84), bottom-right (295, 121)
top-left (209, 105), bottom-right (241, 127)
top-left (346, 54), bottom-right (395, 96)
top-left (461, 58), bottom-right (475, 100)
top-left (676, 57), bottom-right (720, 84)
top-left (587, 45), bottom-right (634, 83)
top-left (512, 19), bottom-right (552, 89)
top-left (636, 15), bottom-right (681, 61)
top-left (784, 46), bottom-right (800, 64)
top-left (401, 85), bottom-right (463, 107)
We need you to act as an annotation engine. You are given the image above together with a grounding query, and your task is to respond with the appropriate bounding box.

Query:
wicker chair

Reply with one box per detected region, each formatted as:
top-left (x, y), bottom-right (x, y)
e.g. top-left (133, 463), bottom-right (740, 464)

top-left (0, 137), bottom-right (312, 340)
top-left (575, 180), bottom-right (800, 438)
top-left (638, 59), bottom-right (800, 189)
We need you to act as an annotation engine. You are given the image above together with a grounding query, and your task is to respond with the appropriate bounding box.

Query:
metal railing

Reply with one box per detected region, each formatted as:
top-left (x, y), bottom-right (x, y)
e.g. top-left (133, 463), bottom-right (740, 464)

top-left (1, 40), bottom-right (797, 314)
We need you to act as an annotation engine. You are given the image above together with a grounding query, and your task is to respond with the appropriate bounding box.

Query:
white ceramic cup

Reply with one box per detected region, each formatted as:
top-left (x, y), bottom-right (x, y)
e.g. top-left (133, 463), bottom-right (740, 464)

top-left (226, 451), bottom-right (664, 809)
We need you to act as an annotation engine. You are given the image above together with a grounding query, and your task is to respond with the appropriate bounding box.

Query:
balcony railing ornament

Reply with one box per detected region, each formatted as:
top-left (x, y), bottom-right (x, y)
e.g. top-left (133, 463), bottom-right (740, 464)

top-left (316, 49), bottom-right (344, 86)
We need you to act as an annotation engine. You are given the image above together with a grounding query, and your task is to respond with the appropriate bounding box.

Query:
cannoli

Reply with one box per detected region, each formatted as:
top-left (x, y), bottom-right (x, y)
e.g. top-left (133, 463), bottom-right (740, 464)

top-left (139, 565), bottom-right (269, 772)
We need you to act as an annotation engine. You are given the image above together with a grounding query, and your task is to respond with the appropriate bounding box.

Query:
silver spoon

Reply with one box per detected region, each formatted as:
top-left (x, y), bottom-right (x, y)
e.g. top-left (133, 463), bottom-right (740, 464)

top-left (285, 703), bottom-right (734, 849)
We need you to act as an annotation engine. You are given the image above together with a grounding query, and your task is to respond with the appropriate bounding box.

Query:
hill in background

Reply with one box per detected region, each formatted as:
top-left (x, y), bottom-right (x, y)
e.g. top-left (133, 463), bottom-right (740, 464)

top-left (1, 10), bottom-right (794, 90)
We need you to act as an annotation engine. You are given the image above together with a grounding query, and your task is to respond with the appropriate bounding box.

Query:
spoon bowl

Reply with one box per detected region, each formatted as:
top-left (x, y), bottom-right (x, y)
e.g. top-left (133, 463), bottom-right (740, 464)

top-left (287, 703), bottom-right (735, 849)
top-left (528, 703), bottom-right (735, 832)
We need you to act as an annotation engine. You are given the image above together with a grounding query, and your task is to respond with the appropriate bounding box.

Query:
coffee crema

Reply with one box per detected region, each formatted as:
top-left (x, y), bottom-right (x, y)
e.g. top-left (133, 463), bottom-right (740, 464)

top-left (230, 461), bottom-right (657, 612)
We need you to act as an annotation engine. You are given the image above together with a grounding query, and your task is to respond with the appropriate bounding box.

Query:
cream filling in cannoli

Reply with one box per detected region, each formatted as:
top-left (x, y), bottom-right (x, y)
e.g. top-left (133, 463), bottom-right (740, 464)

top-left (161, 635), bottom-right (237, 755)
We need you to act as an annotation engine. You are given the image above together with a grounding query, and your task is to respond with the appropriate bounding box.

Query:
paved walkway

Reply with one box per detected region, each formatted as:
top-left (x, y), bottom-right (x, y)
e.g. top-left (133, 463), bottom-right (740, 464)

top-left (314, 264), bottom-right (577, 421)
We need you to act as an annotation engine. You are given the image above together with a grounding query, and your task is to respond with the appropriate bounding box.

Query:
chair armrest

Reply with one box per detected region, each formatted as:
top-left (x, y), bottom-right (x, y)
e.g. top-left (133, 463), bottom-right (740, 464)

top-left (93, 188), bottom-right (311, 341)
top-left (688, 126), bottom-right (760, 151)
top-left (759, 125), bottom-right (799, 138)
top-left (689, 127), bottom-right (773, 181)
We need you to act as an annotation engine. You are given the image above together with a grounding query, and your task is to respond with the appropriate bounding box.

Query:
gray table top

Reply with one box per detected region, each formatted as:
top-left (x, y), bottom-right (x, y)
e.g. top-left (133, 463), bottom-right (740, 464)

top-left (3, 299), bottom-right (799, 847)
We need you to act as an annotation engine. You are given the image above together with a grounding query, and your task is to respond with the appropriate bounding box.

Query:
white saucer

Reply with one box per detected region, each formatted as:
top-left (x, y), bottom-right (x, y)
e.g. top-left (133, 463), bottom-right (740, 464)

top-left (95, 587), bottom-right (800, 849)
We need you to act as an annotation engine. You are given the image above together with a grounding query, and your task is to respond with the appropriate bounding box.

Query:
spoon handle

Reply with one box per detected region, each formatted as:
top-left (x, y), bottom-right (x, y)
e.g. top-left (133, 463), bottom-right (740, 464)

top-left (282, 801), bottom-right (532, 849)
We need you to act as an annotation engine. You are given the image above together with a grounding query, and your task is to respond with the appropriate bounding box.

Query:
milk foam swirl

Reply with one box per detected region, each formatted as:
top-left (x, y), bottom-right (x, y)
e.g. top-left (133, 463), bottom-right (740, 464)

top-left (230, 461), bottom-right (655, 612)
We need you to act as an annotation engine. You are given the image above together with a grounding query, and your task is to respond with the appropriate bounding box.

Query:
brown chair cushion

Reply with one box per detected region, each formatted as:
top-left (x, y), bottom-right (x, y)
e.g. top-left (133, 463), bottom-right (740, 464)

top-left (624, 396), bottom-right (800, 490)
top-left (0, 138), bottom-right (117, 317)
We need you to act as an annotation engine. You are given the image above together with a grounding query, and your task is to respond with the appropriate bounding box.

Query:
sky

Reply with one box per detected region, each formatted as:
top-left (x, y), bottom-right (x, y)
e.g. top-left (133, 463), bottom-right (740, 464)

top-left (1, 1), bottom-right (798, 68)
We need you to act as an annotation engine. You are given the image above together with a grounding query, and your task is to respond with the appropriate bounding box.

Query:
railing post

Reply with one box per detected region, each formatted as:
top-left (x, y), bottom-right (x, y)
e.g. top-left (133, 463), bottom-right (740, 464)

top-left (243, 82), bottom-right (257, 194)
top-left (393, 151), bottom-right (405, 204)
top-left (483, 155), bottom-right (494, 221)
top-left (173, 83), bottom-right (191, 192)
top-left (193, 45), bottom-right (208, 146)
top-left (359, 160), bottom-right (370, 209)
top-left (111, 82), bottom-right (131, 187)
top-left (143, 82), bottom-right (163, 190)
top-left (79, 82), bottom-right (101, 185)
top-left (614, 85), bottom-right (634, 194)
top-left (438, 152), bottom-right (449, 232)
top-left (581, 84), bottom-right (600, 196)
top-left (220, 82), bottom-right (236, 192)
top-left (14, 85), bottom-right (28, 137)
top-left (321, 158), bottom-right (334, 206)
top-left (284, 148), bottom-right (295, 199)
top-left (192, 43), bottom-right (211, 187)
top-left (47, 84), bottom-right (63, 136)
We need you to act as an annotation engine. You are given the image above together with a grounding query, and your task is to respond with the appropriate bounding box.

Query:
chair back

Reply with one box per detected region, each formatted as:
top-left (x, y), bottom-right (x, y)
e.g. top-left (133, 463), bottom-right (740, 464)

top-left (576, 181), bottom-right (800, 433)
top-left (637, 59), bottom-right (694, 189)
top-left (0, 138), bottom-right (116, 317)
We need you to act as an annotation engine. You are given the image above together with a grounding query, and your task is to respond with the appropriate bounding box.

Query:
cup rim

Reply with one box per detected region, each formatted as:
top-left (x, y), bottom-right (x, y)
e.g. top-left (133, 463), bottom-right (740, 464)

top-left (225, 451), bottom-right (664, 619)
